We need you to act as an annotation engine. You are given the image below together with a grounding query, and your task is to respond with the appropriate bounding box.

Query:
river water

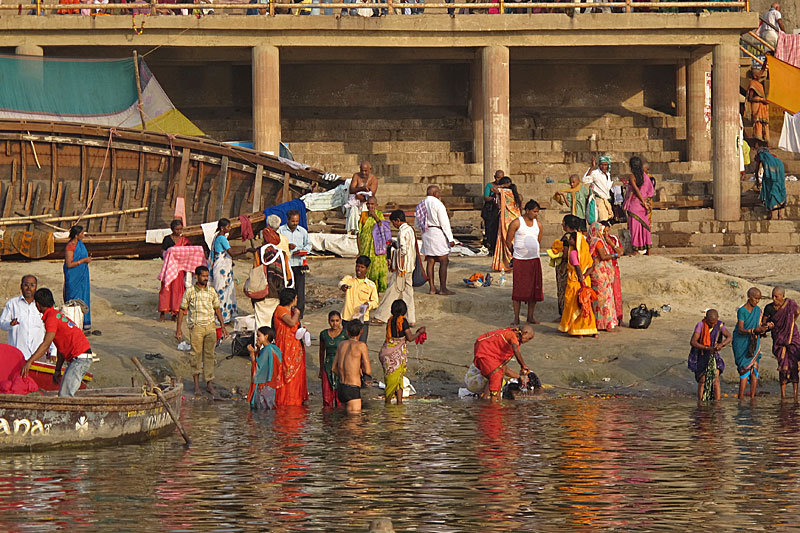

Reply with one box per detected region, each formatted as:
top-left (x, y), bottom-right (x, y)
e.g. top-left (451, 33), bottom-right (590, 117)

top-left (2, 397), bottom-right (800, 530)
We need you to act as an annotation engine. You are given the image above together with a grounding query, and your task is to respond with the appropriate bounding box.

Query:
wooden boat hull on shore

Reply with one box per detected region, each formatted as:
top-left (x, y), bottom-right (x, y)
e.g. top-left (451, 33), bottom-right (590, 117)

top-left (0, 384), bottom-right (183, 452)
top-left (0, 120), bottom-right (332, 259)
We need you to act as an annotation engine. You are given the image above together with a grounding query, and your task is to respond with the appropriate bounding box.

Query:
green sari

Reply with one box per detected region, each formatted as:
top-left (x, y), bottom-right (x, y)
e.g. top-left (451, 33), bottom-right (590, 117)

top-left (359, 210), bottom-right (388, 292)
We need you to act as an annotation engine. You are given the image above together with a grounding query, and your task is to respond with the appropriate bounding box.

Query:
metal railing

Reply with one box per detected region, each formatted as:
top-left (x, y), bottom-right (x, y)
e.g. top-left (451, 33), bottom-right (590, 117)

top-left (8, 0), bottom-right (747, 17)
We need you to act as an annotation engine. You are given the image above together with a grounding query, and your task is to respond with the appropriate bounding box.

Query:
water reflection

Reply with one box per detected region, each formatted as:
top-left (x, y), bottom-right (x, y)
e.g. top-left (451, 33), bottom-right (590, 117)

top-left (5, 398), bottom-right (800, 529)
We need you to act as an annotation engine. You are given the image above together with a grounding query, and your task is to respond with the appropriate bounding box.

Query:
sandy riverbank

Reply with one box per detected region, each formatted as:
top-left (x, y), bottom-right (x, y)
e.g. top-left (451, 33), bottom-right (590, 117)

top-left (1, 251), bottom-right (798, 401)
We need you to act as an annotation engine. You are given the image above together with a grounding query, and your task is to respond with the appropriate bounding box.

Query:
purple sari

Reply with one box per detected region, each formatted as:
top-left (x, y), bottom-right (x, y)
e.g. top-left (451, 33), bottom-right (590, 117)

top-left (771, 298), bottom-right (800, 383)
top-left (624, 174), bottom-right (654, 252)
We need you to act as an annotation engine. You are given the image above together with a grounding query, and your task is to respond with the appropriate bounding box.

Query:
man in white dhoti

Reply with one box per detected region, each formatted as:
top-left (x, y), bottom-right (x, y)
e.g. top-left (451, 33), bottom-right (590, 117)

top-left (417, 185), bottom-right (455, 296)
top-left (582, 155), bottom-right (614, 223)
top-left (345, 161), bottom-right (378, 234)
top-left (374, 210), bottom-right (417, 325)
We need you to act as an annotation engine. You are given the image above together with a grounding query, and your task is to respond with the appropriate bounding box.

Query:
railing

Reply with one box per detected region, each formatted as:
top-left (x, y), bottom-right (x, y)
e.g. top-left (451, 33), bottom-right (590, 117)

top-left (7, 0), bottom-right (747, 17)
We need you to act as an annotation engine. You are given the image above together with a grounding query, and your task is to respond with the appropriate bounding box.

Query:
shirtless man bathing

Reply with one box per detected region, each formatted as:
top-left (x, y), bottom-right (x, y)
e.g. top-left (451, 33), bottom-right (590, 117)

top-left (332, 320), bottom-right (373, 413)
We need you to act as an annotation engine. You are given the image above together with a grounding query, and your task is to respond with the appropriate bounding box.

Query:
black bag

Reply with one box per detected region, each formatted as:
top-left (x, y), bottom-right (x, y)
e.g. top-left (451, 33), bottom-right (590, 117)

top-left (629, 304), bottom-right (654, 329)
top-left (412, 237), bottom-right (428, 287)
top-left (231, 332), bottom-right (254, 358)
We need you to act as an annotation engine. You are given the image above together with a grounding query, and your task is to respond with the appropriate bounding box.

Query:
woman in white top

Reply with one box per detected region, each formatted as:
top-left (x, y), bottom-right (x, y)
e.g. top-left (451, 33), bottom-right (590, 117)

top-left (505, 200), bottom-right (544, 325)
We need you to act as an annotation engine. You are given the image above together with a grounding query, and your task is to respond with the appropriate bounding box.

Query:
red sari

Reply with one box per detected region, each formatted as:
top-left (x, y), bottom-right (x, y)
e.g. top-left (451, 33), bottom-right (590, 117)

top-left (158, 235), bottom-right (189, 316)
top-left (274, 305), bottom-right (308, 406)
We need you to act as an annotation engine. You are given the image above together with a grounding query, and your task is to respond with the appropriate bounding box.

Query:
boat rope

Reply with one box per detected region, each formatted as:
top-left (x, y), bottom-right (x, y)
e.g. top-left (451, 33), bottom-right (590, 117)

top-left (141, 385), bottom-right (163, 397)
top-left (74, 128), bottom-right (118, 227)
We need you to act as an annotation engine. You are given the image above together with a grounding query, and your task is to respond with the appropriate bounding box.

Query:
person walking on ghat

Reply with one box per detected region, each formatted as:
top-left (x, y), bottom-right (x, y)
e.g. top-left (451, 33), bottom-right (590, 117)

top-left (374, 209), bottom-right (417, 326)
top-left (176, 265), bottom-right (229, 398)
top-left (22, 288), bottom-right (94, 398)
top-left (416, 185), bottom-right (455, 295)
top-left (506, 200), bottom-right (543, 325)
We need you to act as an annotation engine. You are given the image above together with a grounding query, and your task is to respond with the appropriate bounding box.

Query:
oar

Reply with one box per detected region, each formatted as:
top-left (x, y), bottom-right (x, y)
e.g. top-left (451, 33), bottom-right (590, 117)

top-left (131, 356), bottom-right (191, 446)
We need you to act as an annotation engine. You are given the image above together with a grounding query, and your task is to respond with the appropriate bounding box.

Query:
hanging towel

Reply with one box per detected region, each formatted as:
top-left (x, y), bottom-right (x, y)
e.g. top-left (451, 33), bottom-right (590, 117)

top-left (372, 220), bottom-right (392, 256)
top-left (239, 215), bottom-right (255, 241)
top-left (263, 199), bottom-right (308, 230)
top-left (174, 197), bottom-right (187, 226)
top-left (766, 56), bottom-right (800, 115)
top-left (201, 221), bottom-right (217, 251)
top-left (776, 32), bottom-right (800, 69)
top-left (415, 200), bottom-right (428, 233)
top-left (779, 112), bottom-right (800, 153)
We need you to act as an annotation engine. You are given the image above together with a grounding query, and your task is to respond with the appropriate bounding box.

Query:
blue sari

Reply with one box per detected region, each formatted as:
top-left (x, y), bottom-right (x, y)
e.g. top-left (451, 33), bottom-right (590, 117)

top-left (758, 149), bottom-right (786, 211)
top-left (63, 240), bottom-right (91, 329)
top-left (732, 305), bottom-right (762, 378)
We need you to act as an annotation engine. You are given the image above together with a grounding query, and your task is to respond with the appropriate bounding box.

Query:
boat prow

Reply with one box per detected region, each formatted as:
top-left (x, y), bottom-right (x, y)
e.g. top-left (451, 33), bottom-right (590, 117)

top-left (0, 384), bottom-right (184, 452)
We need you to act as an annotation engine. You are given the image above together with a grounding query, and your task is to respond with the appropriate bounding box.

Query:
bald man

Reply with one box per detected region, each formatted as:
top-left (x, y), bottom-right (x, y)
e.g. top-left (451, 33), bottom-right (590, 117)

top-left (764, 286), bottom-right (800, 399)
top-left (733, 288), bottom-right (769, 400)
top-left (345, 161), bottom-right (379, 234)
top-left (760, 3), bottom-right (786, 48)
top-left (416, 185), bottom-right (455, 295)
top-left (473, 325), bottom-right (534, 402)
top-left (689, 309), bottom-right (732, 401)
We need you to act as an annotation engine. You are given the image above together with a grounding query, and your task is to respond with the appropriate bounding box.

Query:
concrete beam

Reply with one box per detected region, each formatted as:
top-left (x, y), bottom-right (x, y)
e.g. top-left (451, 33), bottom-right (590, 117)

top-left (0, 13), bottom-right (757, 48)
top-left (482, 45), bottom-right (509, 188)
top-left (252, 45), bottom-right (281, 156)
top-left (712, 42), bottom-right (740, 221)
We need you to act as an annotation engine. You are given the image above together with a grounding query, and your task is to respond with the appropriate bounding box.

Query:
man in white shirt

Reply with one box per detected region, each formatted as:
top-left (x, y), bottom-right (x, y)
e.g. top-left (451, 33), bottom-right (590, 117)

top-left (374, 210), bottom-right (418, 325)
top-left (278, 209), bottom-right (312, 318)
top-left (0, 275), bottom-right (56, 360)
top-left (417, 185), bottom-right (455, 296)
top-left (582, 155), bottom-right (614, 223)
top-left (760, 3), bottom-right (786, 49)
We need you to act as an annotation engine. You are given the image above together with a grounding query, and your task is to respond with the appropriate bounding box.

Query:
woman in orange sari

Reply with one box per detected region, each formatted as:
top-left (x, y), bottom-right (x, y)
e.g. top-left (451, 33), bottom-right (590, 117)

top-left (491, 177), bottom-right (522, 272)
top-left (159, 219), bottom-right (190, 321)
top-left (274, 288), bottom-right (308, 406)
top-left (558, 215), bottom-right (598, 337)
top-left (747, 68), bottom-right (769, 143)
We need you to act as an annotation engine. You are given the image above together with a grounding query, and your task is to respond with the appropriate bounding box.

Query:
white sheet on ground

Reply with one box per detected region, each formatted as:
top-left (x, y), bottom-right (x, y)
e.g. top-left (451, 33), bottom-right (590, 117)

top-left (308, 233), bottom-right (359, 257)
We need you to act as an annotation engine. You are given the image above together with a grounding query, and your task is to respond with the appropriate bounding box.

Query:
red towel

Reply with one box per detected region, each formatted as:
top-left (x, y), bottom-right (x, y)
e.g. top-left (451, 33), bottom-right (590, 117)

top-left (239, 215), bottom-right (255, 241)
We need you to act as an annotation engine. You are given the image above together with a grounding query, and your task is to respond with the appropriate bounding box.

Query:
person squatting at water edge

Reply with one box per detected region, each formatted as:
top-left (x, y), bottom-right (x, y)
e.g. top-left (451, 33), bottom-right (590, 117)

top-left (472, 325), bottom-right (534, 402)
top-left (21, 288), bottom-right (94, 398)
top-left (379, 299), bottom-right (425, 406)
top-left (247, 326), bottom-right (283, 410)
top-left (688, 309), bottom-right (732, 401)
top-left (176, 265), bottom-right (229, 398)
top-left (332, 320), bottom-right (372, 413)
top-left (763, 286), bottom-right (800, 400)
top-left (732, 288), bottom-right (769, 400)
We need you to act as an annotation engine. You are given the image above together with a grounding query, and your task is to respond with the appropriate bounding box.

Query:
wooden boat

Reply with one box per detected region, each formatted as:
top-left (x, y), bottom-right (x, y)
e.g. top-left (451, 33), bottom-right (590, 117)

top-left (0, 120), bottom-right (334, 258)
top-left (0, 383), bottom-right (183, 452)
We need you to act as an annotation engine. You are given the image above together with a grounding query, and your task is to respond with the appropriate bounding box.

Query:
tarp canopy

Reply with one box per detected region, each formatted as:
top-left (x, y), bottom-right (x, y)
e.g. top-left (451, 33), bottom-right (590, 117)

top-left (0, 53), bottom-right (204, 137)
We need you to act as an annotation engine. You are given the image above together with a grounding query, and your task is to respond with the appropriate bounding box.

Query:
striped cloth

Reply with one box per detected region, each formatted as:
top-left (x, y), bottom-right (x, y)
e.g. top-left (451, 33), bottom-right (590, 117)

top-left (776, 32), bottom-right (800, 68)
top-left (158, 245), bottom-right (207, 287)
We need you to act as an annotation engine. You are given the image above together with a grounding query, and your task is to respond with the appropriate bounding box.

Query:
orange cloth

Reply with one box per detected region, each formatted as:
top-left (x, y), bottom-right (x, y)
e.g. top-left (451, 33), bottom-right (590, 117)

top-left (698, 319), bottom-right (712, 348)
top-left (767, 56), bottom-right (800, 115)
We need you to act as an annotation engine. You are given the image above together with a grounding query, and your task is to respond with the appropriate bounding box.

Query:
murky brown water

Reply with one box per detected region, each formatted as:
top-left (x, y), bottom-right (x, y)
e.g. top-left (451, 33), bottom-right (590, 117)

top-left (2, 398), bottom-right (800, 530)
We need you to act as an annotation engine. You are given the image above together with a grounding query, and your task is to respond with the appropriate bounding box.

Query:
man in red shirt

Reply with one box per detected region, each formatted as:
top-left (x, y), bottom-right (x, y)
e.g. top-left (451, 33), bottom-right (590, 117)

top-left (21, 288), bottom-right (93, 397)
top-left (473, 325), bottom-right (534, 401)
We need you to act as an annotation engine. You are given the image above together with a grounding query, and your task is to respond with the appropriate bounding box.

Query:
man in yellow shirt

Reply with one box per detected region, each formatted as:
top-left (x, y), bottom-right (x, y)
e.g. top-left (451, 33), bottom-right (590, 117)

top-left (339, 255), bottom-right (379, 343)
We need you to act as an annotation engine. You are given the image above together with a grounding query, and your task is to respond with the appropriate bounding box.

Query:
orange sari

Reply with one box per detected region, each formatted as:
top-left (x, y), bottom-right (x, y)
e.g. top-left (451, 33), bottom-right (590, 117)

top-left (491, 188), bottom-right (521, 271)
top-left (273, 305), bottom-right (308, 406)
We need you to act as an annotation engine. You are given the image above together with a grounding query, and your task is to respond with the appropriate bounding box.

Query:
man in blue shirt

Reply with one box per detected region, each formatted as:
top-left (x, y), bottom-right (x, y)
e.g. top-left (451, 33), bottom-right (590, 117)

top-left (278, 209), bottom-right (312, 317)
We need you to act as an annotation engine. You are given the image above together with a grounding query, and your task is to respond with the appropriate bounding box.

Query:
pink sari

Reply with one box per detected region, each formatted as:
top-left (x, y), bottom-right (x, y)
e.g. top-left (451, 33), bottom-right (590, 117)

top-left (623, 174), bottom-right (654, 252)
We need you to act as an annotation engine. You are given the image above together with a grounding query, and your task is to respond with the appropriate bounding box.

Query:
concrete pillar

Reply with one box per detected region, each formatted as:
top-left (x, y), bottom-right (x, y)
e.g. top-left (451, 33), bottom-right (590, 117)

top-left (15, 44), bottom-right (43, 57)
top-left (252, 45), bottom-right (281, 156)
top-left (687, 50), bottom-right (712, 161)
top-left (712, 42), bottom-right (741, 222)
top-left (675, 60), bottom-right (686, 120)
top-left (470, 52), bottom-right (483, 165)
top-left (481, 45), bottom-right (510, 188)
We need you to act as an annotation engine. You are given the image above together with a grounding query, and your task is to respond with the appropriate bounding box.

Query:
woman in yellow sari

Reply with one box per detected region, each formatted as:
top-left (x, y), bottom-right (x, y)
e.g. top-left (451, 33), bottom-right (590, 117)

top-left (358, 196), bottom-right (390, 292)
top-left (558, 216), bottom-right (598, 337)
top-left (491, 177), bottom-right (522, 272)
top-left (379, 299), bottom-right (425, 405)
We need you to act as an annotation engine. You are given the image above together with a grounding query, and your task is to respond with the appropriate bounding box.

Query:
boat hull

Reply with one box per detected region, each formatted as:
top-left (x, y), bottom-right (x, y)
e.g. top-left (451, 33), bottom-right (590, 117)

top-left (0, 385), bottom-right (183, 452)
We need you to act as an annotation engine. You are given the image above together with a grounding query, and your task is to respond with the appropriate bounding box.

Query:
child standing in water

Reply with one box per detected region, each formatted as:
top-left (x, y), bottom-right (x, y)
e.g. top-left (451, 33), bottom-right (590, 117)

top-left (247, 326), bottom-right (282, 409)
top-left (319, 310), bottom-right (348, 408)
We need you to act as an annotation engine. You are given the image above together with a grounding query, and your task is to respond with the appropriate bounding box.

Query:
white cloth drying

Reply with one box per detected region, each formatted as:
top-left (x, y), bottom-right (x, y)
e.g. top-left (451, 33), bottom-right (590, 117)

top-left (779, 111), bottom-right (800, 154)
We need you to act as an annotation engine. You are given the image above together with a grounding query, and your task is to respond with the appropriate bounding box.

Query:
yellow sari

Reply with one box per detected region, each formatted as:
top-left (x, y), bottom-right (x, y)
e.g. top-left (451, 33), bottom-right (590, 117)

top-left (558, 232), bottom-right (598, 336)
top-left (491, 188), bottom-right (521, 271)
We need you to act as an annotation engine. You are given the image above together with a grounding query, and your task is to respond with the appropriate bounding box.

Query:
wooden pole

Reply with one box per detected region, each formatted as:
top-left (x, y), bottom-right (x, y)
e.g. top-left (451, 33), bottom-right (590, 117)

top-left (133, 51), bottom-right (148, 130)
top-left (0, 206), bottom-right (148, 225)
top-left (131, 356), bottom-right (191, 446)
top-left (252, 164), bottom-right (264, 213)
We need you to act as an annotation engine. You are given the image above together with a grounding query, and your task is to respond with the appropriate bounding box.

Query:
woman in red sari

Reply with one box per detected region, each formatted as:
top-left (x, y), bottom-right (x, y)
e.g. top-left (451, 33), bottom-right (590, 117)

top-left (159, 219), bottom-right (190, 321)
top-left (274, 288), bottom-right (308, 406)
